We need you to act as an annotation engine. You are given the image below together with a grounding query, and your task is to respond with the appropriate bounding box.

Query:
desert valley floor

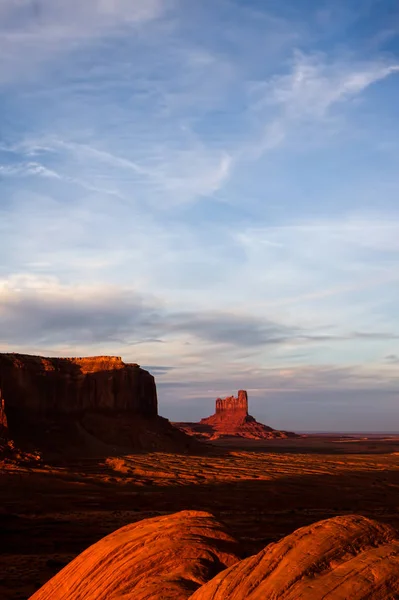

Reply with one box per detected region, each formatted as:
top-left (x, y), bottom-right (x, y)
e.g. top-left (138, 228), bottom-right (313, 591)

top-left (2, 435), bottom-right (399, 599)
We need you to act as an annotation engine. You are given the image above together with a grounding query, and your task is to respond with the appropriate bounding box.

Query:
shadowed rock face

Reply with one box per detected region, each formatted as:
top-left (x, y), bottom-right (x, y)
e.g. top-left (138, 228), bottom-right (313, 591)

top-left (31, 513), bottom-right (399, 600)
top-left (0, 353), bottom-right (192, 454)
top-left (175, 390), bottom-right (297, 440)
top-left (29, 511), bottom-right (241, 600)
top-left (0, 353), bottom-right (157, 417)
top-left (0, 391), bottom-right (8, 439)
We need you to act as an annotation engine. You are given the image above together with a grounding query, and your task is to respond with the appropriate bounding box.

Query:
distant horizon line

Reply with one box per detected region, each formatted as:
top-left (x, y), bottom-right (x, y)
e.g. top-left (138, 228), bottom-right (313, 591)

top-left (296, 430), bottom-right (399, 435)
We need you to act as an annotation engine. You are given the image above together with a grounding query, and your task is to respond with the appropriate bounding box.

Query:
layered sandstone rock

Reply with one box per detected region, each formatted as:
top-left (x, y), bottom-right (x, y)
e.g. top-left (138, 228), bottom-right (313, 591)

top-left (30, 511), bottom-right (241, 600)
top-left (0, 353), bottom-right (191, 454)
top-left (31, 513), bottom-right (399, 600)
top-left (191, 515), bottom-right (399, 599)
top-left (175, 390), bottom-right (297, 440)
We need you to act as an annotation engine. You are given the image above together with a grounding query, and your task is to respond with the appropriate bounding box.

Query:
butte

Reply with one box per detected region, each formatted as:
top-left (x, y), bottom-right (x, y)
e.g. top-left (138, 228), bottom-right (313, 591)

top-left (174, 390), bottom-right (298, 440)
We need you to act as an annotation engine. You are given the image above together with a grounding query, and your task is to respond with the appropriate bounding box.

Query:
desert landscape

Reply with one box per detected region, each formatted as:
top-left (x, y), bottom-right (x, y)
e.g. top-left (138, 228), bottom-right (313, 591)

top-left (2, 0), bottom-right (399, 597)
top-left (2, 3), bottom-right (399, 597)
top-left (2, 353), bottom-right (399, 599)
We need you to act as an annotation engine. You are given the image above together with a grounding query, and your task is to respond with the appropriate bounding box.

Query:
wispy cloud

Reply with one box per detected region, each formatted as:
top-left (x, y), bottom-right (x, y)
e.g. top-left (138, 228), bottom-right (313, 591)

top-left (248, 52), bottom-right (399, 154)
top-left (257, 52), bottom-right (399, 118)
top-left (3, 136), bottom-right (232, 206)
top-left (0, 161), bottom-right (61, 179)
top-left (0, 157), bottom-right (125, 199)
top-left (234, 214), bottom-right (399, 309)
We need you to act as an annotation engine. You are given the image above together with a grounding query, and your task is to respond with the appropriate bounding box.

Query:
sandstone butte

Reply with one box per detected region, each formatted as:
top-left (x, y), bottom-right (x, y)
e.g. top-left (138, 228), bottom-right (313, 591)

top-left (174, 389), bottom-right (298, 440)
top-left (0, 353), bottom-right (193, 455)
top-left (31, 511), bottom-right (399, 600)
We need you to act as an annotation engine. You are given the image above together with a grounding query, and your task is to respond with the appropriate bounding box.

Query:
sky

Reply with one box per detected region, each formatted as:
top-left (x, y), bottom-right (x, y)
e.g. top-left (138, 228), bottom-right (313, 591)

top-left (1, 0), bottom-right (399, 431)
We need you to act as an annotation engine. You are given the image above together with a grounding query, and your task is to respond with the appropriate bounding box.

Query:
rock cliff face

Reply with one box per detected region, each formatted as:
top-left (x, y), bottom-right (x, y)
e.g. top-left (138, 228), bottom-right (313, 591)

top-left (0, 353), bottom-right (191, 454)
top-left (0, 353), bottom-right (157, 417)
top-left (175, 390), bottom-right (298, 440)
top-left (215, 390), bottom-right (248, 416)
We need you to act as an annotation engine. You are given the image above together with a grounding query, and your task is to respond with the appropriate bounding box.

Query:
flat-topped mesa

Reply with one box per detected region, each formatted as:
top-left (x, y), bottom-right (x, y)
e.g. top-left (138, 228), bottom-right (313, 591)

top-left (0, 353), bottom-right (196, 454)
top-left (215, 390), bottom-right (248, 416)
top-left (0, 353), bottom-right (157, 417)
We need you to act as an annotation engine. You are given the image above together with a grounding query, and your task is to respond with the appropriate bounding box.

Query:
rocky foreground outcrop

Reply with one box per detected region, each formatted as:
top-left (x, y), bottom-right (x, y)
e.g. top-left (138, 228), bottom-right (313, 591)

top-left (191, 514), bottom-right (399, 599)
top-left (0, 353), bottom-right (192, 455)
top-left (175, 390), bottom-right (298, 440)
top-left (31, 512), bottom-right (399, 599)
top-left (30, 511), bottom-right (241, 600)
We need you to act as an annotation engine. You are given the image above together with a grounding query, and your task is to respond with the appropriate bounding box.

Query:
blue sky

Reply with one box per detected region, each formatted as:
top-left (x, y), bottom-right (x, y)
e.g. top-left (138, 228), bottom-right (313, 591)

top-left (1, 0), bottom-right (399, 430)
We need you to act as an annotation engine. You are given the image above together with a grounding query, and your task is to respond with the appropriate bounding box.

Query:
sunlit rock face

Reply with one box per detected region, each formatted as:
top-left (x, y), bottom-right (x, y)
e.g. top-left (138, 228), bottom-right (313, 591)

top-left (191, 515), bottom-right (399, 600)
top-left (215, 390), bottom-right (248, 417)
top-left (31, 513), bottom-right (399, 600)
top-left (175, 390), bottom-right (298, 440)
top-left (29, 510), bottom-right (241, 600)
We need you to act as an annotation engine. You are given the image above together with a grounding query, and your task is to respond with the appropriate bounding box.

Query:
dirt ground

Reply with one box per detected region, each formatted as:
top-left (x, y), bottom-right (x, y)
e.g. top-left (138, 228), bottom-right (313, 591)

top-left (2, 434), bottom-right (399, 600)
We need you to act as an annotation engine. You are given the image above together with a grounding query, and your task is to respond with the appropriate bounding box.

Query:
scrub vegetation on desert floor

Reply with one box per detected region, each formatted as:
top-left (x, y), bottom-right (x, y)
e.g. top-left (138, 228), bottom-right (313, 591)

top-left (2, 435), bottom-right (399, 600)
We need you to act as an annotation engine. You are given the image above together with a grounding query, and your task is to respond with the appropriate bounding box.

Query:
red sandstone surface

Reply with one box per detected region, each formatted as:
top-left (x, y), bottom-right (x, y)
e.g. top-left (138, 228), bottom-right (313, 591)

top-left (175, 390), bottom-right (298, 440)
top-left (31, 511), bottom-right (399, 600)
top-left (191, 514), bottom-right (399, 600)
top-left (31, 511), bottom-right (240, 600)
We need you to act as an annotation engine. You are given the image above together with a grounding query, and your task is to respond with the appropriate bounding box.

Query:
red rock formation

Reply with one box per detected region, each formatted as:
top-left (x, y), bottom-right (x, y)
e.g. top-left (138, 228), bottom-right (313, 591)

top-left (215, 390), bottom-right (248, 416)
top-left (0, 354), bottom-right (157, 417)
top-left (0, 353), bottom-right (193, 455)
top-left (30, 511), bottom-right (241, 600)
top-left (31, 512), bottom-right (399, 600)
top-left (175, 390), bottom-right (298, 440)
top-left (191, 515), bottom-right (399, 599)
